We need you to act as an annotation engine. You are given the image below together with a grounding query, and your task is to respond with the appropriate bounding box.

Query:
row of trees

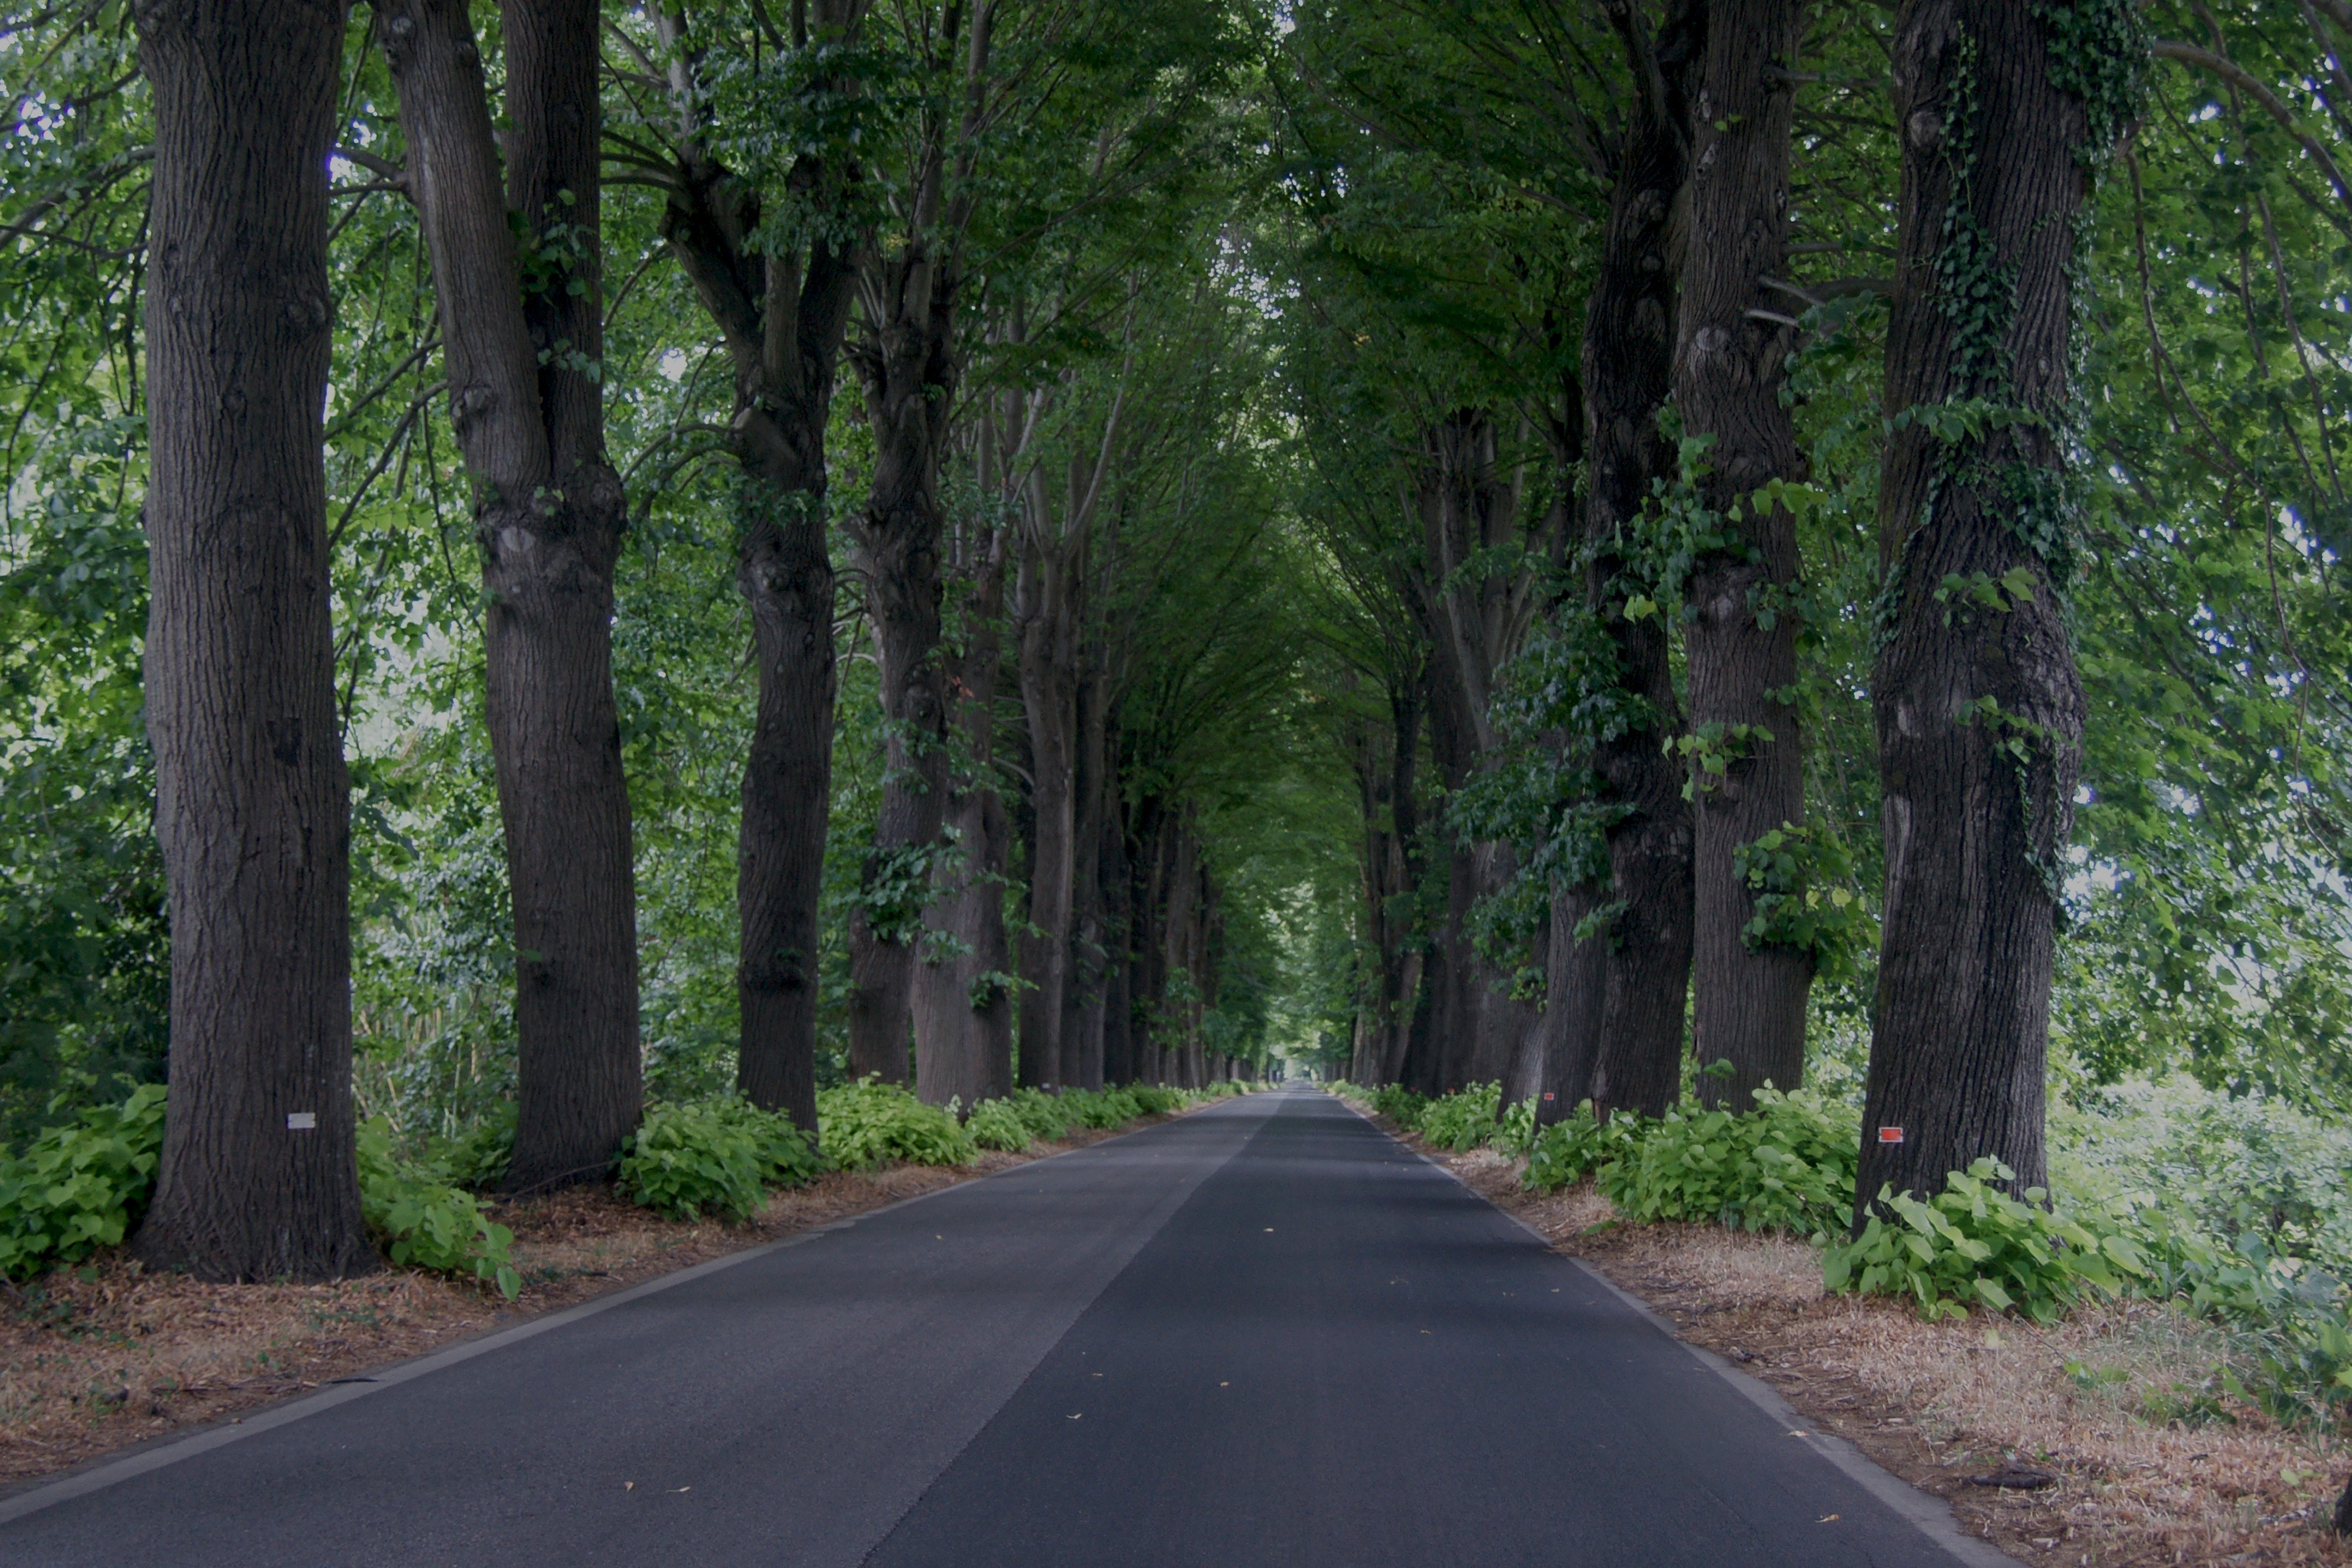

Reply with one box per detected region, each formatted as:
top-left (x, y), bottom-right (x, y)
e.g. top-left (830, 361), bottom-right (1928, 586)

top-left (4, 0), bottom-right (1343, 1280)
top-left (1288, 0), bottom-right (2352, 1216)
top-left (8, 0), bottom-right (2350, 1279)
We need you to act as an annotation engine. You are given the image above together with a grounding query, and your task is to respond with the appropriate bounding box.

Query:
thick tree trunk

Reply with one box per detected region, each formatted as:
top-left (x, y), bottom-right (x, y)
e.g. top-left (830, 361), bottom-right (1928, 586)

top-left (1421, 649), bottom-right (1481, 1092)
top-left (658, 6), bottom-right (860, 1132)
top-left (1015, 540), bottom-right (1077, 1090)
top-left (1857, 0), bottom-right (2101, 1209)
top-left (911, 531), bottom-right (1015, 1109)
top-left (731, 479), bottom-right (835, 1126)
top-left (133, 0), bottom-right (373, 1282)
top-left (847, 247), bottom-right (960, 1087)
top-left (1680, 0), bottom-right (1812, 1113)
top-left (383, 0), bottom-right (641, 1191)
top-left (1473, 841), bottom-right (1540, 1089)
top-left (1575, 0), bottom-right (1702, 1125)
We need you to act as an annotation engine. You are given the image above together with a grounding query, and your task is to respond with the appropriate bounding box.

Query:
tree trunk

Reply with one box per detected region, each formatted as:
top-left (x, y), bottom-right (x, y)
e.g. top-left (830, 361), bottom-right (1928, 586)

top-left (657, 5), bottom-right (861, 1133)
top-left (1680, 0), bottom-right (1813, 1113)
top-left (845, 241), bottom-right (961, 1087)
top-left (383, 0), bottom-right (641, 1191)
top-left (1100, 780), bottom-right (1135, 1084)
top-left (133, 0), bottom-right (373, 1282)
top-left (1857, 0), bottom-right (2104, 1209)
top-left (911, 527), bottom-right (1015, 1108)
top-left (1577, 0), bottom-right (1703, 1125)
top-left (1015, 537), bottom-right (1077, 1090)
top-left (1063, 664), bottom-right (1111, 1091)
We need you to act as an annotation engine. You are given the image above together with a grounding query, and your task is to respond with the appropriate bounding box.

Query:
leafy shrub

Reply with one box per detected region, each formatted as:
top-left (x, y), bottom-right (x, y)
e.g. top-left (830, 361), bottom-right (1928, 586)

top-left (1825, 1159), bottom-right (2148, 1324)
top-left (357, 1118), bottom-right (521, 1298)
top-left (0, 1082), bottom-right (164, 1281)
top-left (1598, 1089), bottom-right (1860, 1237)
top-left (1523, 1102), bottom-right (1648, 1193)
top-left (422, 1100), bottom-right (516, 1193)
top-left (1006, 1087), bottom-right (1076, 1142)
top-left (1366, 1084), bottom-right (1429, 1129)
top-left (617, 1097), bottom-right (822, 1221)
top-left (1417, 1082), bottom-right (1502, 1152)
top-left (1492, 1097), bottom-right (1538, 1159)
top-left (1127, 1084), bottom-right (1182, 1116)
top-left (819, 1077), bottom-right (976, 1170)
top-left (965, 1098), bottom-right (1034, 1153)
top-left (1061, 1087), bottom-right (1144, 1130)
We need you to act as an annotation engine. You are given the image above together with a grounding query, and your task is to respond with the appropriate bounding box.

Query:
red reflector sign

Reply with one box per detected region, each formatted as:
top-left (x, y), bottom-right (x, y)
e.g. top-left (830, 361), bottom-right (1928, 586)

top-left (1542, 1093), bottom-right (1556, 1101)
top-left (1877, 1126), bottom-right (1905, 1144)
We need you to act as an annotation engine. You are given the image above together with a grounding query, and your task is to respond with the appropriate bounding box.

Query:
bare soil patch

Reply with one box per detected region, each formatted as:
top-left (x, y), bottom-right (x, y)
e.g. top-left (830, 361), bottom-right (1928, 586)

top-left (1378, 1115), bottom-right (2352, 1567)
top-left (0, 1122), bottom-right (1145, 1488)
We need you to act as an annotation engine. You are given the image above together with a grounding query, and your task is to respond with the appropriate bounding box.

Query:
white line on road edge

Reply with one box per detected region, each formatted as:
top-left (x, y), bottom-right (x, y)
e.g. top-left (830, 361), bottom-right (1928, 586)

top-left (1328, 1090), bottom-right (2021, 1568)
top-left (0, 1093), bottom-right (1278, 1528)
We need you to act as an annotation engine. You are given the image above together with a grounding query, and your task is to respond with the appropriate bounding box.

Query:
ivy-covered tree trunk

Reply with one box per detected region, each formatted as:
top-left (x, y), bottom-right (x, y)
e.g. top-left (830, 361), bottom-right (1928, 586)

top-left (1575, 0), bottom-right (1701, 1125)
top-left (384, 0), bottom-right (642, 1192)
top-left (911, 526), bottom-right (1014, 1109)
top-left (658, 3), bottom-right (861, 1133)
top-left (1857, 0), bottom-right (2131, 1209)
top-left (1678, 0), bottom-right (1813, 1113)
top-left (133, 0), bottom-right (374, 1282)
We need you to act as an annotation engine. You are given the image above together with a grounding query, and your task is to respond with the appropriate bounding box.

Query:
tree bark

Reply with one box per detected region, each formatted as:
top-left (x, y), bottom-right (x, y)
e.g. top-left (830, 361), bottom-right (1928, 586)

top-left (133, 0), bottom-right (373, 1281)
top-left (1680, 0), bottom-right (1813, 1113)
top-left (381, 0), bottom-right (641, 1191)
top-left (1015, 534), bottom-right (1078, 1088)
top-left (845, 251), bottom-right (961, 1087)
top-left (1100, 778), bottom-right (1135, 1084)
top-left (656, 5), bottom-right (861, 1132)
top-left (911, 523), bottom-right (1015, 1108)
top-left (1579, 0), bottom-right (1703, 1124)
top-left (1858, 0), bottom-right (2102, 1209)
top-left (1063, 662), bottom-right (1112, 1091)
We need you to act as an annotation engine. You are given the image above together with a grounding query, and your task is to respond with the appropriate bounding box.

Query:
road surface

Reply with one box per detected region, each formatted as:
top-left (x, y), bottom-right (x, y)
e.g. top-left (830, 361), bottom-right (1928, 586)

top-left (0, 1085), bottom-right (2008, 1567)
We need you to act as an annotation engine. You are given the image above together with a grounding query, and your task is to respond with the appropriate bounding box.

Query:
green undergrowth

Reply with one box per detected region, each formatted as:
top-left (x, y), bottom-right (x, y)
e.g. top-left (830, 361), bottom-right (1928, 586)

top-left (1340, 1073), bottom-right (2352, 1425)
top-left (1, 1079), bottom-right (1260, 1304)
top-left (617, 1097), bottom-right (821, 1221)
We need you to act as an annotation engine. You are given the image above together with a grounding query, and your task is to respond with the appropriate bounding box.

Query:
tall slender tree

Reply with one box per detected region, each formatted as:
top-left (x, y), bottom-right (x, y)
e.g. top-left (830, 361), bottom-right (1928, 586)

top-left (1856, 0), bottom-right (2139, 1206)
top-left (381, 0), bottom-right (642, 1189)
top-left (132, 0), bottom-right (374, 1279)
top-left (645, 2), bottom-right (869, 1130)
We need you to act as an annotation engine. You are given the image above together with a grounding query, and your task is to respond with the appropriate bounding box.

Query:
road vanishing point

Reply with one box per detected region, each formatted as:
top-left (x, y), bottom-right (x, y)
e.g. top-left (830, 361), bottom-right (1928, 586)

top-left (0, 1086), bottom-right (2011, 1567)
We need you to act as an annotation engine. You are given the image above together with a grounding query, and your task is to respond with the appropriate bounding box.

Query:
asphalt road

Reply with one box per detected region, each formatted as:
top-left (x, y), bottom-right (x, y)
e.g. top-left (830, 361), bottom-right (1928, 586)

top-left (0, 1086), bottom-right (2009, 1567)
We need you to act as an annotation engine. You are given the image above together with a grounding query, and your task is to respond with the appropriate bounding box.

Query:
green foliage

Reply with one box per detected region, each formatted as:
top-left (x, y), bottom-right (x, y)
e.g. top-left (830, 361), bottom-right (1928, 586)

top-left (616, 1098), bottom-right (822, 1222)
top-left (1126, 1085), bottom-right (1184, 1116)
top-left (1523, 1102), bottom-right (1644, 1193)
top-left (422, 1100), bottom-right (517, 1193)
top-left (965, 1097), bottom-right (1035, 1152)
top-left (1491, 1096), bottom-right (1538, 1159)
top-left (1416, 1082), bottom-right (1502, 1152)
top-left (1731, 823), bottom-right (1874, 982)
top-left (1593, 1090), bottom-right (1862, 1238)
top-left (1363, 1083), bottom-right (1430, 1130)
top-left (818, 1077), bottom-right (976, 1171)
top-left (0, 1083), bottom-right (164, 1282)
top-left (357, 1118), bottom-right (522, 1300)
top-left (1825, 1159), bottom-right (2148, 1325)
